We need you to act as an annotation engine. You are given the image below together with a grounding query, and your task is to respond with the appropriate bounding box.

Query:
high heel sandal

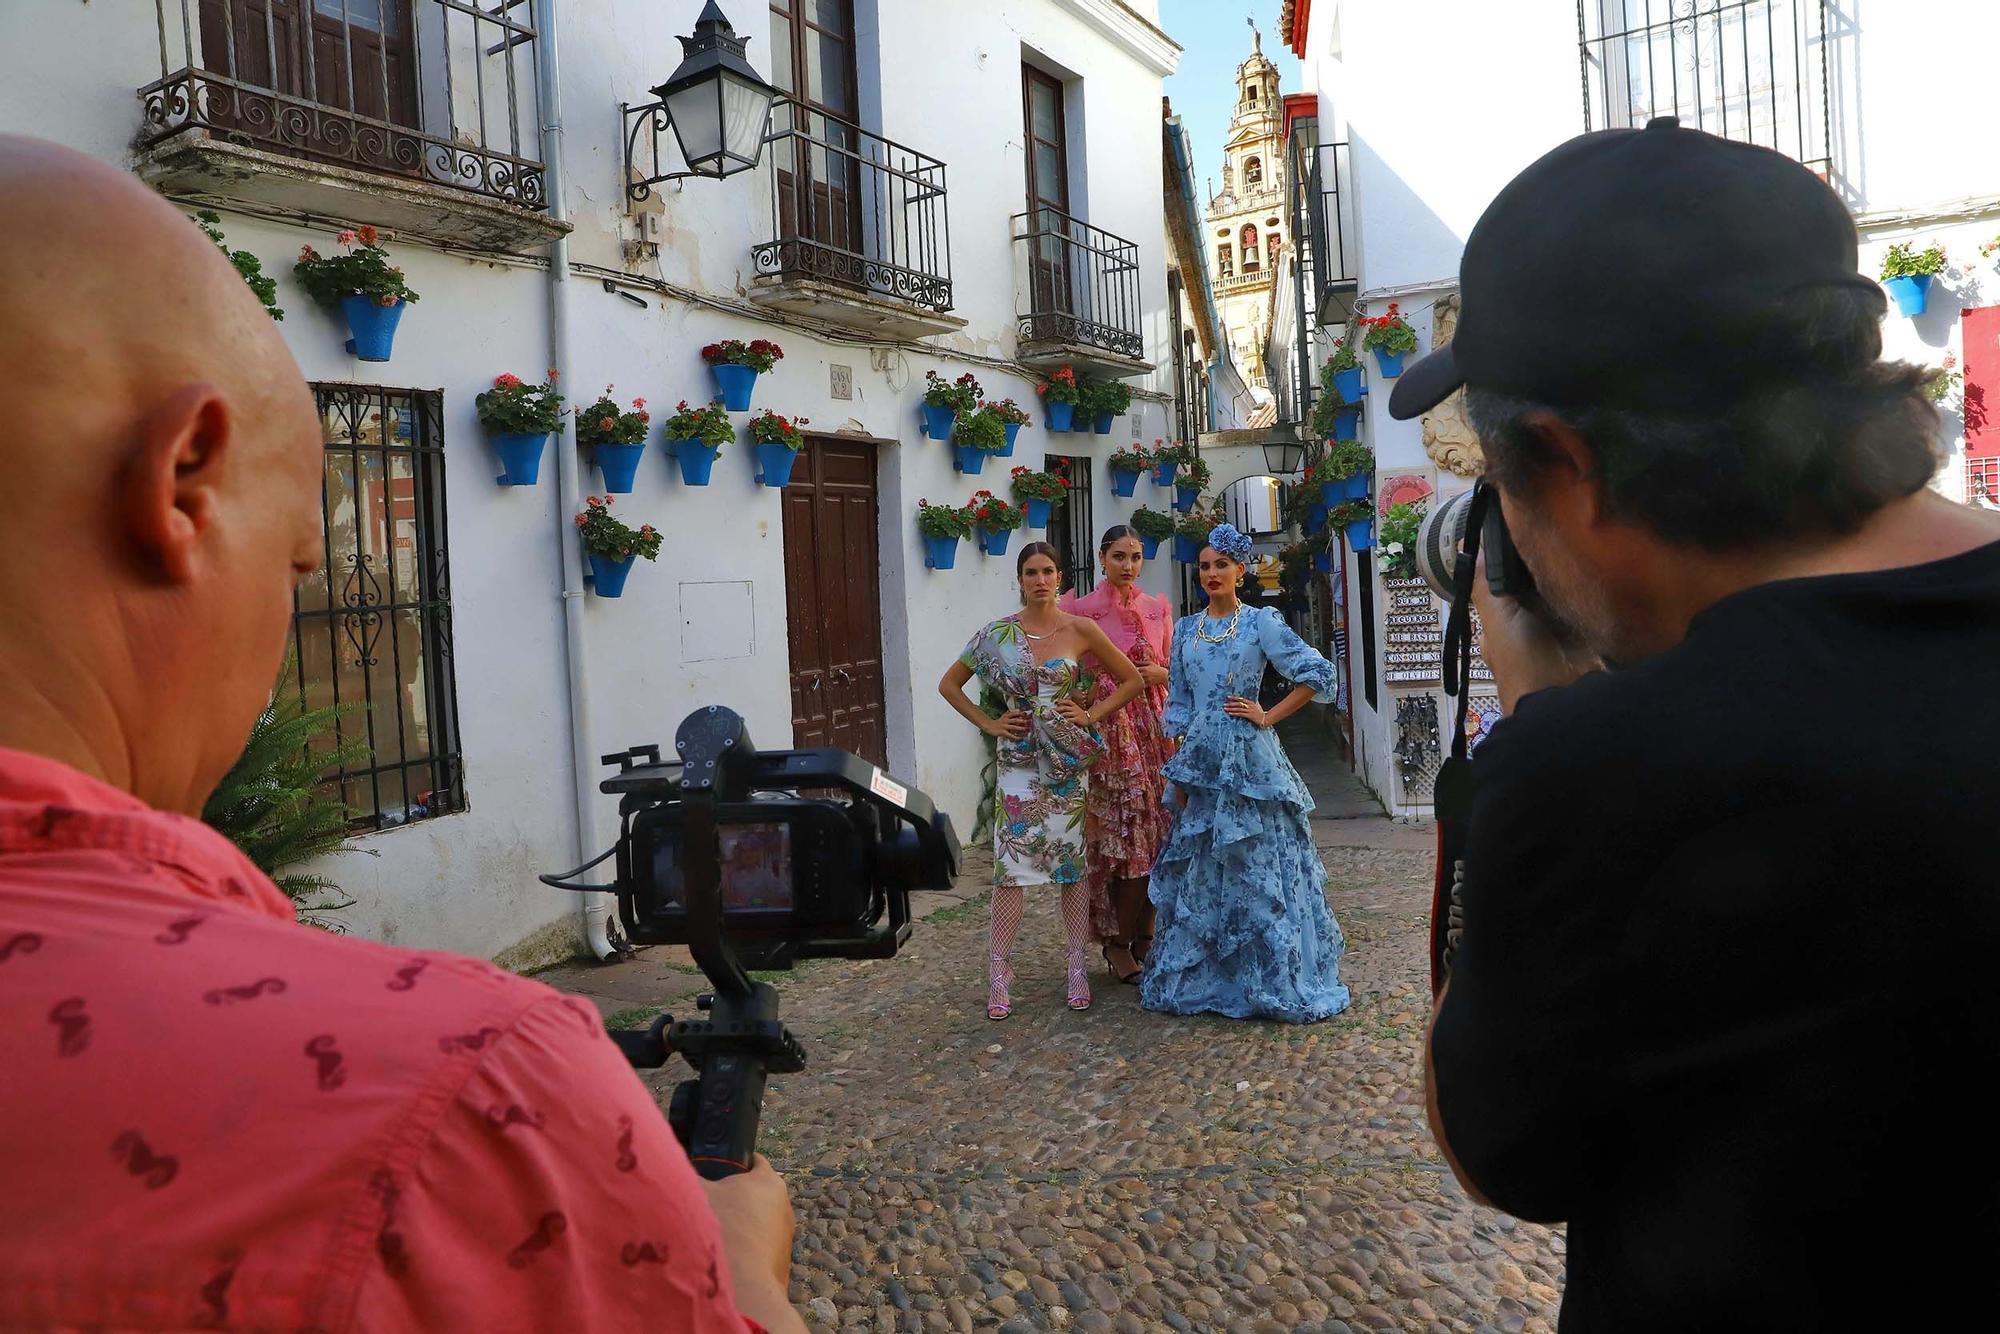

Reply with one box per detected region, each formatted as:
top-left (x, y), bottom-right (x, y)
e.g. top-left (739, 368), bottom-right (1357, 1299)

top-left (1132, 934), bottom-right (1155, 966)
top-left (1067, 948), bottom-right (1092, 1011)
top-left (1102, 940), bottom-right (1142, 985)
top-left (988, 954), bottom-right (1013, 1021)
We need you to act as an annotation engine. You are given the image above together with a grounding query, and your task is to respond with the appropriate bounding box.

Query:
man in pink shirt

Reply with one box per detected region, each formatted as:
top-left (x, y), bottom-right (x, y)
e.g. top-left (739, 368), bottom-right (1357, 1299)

top-left (0, 137), bottom-right (805, 1333)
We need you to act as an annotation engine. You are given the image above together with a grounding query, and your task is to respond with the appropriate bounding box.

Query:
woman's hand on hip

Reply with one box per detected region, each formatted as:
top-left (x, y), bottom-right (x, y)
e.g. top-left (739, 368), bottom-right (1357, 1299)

top-left (1223, 696), bottom-right (1270, 727)
top-left (1054, 699), bottom-right (1093, 728)
top-left (1138, 663), bottom-right (1170, 689)
top-left (986, 709), bottom-right (1031, 739)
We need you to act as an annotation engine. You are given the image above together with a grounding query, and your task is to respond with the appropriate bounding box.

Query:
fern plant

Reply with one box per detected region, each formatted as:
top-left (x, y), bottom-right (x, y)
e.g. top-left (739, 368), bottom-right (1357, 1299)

top-left (201, 659), bottom-right (373, 930)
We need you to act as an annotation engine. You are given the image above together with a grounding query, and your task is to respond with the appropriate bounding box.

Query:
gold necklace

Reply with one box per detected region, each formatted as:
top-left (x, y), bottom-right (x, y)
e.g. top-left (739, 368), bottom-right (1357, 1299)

top-left (1017, 613), bottom-right (1060, 641)
top-left (1195, 604), bottom-right (1245, 644)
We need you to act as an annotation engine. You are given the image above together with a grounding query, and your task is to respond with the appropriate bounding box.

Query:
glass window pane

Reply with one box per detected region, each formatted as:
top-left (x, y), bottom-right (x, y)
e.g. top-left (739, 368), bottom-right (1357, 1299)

top-left (805, 29), bottom-right (849, 114)
top-left (1032, 143), bottom-right (1062, 205)
top-left (1030, 82), bottom-right (1059, 143)
top-left (768, 11), bottom-right (796, 94)
top-left (807, 0), bottom-right (847, 29)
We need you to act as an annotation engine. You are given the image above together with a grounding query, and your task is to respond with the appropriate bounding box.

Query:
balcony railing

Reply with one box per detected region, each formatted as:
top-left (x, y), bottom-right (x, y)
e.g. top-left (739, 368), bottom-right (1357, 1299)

top-left (1013, 206), bottom-right (1144, 361)
top-left (751, 98), bottom-right (952, 313)
top-left (139, 0), bottom-right (548, 212)
top-left (1304, 138), bottom-right (1356, 324)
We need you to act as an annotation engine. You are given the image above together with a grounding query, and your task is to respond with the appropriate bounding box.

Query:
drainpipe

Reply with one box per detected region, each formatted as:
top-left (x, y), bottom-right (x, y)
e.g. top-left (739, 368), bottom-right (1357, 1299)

top-left (536, 0), bottom-right (618, 961)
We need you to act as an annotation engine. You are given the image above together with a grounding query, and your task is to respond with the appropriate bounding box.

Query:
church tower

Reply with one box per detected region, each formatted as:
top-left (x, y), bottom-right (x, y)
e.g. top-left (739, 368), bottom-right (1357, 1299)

top-left (1203, 25), bottom-right (1287, 398)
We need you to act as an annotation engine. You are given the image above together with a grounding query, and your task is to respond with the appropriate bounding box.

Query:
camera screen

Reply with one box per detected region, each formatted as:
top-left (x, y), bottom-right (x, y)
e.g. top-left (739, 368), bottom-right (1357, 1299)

top-left (656, 821), bottom-right (795, 915)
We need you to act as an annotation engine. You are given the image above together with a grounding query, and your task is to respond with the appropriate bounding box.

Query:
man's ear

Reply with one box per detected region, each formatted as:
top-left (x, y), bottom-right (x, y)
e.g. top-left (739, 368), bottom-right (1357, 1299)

top-left (1516, 409), bottom-right (1604, 528)
top-left (122, 384), bottom-right (230, 585)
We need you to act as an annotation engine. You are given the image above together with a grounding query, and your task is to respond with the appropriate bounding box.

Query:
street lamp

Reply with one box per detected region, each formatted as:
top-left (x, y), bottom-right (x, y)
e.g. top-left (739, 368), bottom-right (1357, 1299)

top-left (631, 1), bottom-right (777, 191)
top-left (1263, 433), bottom-right (1305, 476)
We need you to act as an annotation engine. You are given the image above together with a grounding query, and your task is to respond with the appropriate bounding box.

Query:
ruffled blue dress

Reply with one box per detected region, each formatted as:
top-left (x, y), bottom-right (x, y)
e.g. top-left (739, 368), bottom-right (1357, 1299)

top-left (1142, 605), bottom-right (1351, 1023)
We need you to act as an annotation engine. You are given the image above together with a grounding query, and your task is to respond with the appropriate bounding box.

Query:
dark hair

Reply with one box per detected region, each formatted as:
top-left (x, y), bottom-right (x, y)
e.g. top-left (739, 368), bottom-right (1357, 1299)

top-left (1465, 287), bottom-right (1940, 551)
top-left (1016, 541), bottom-right (1061, 578)
top-left (1098, 524), bottom-right (1138, 554)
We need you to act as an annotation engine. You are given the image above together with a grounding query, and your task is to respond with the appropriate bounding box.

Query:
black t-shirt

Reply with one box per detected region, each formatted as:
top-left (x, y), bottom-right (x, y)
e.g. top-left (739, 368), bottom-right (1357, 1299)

top-left (1430, 538), bottom-right (2000, 1331)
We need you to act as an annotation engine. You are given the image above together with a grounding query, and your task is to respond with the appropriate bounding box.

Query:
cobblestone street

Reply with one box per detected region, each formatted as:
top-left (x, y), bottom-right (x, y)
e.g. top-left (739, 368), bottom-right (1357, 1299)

top-left (547, 726), bottom-right (1565, 1333)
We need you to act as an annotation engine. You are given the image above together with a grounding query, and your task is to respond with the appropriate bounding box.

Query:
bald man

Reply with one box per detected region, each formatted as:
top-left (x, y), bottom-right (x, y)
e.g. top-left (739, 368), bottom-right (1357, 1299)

top-left (0, 137), bottom-right (803, 1333)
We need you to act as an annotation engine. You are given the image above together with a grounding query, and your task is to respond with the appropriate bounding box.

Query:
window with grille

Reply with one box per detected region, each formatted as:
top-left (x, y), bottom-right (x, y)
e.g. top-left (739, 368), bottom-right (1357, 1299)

top-left (293, 384), bottom-right (465, 830)
top-left (1044, 453), bottom-right (1096, 597)
top-left (1578, 0), bottom-right (1832, 175)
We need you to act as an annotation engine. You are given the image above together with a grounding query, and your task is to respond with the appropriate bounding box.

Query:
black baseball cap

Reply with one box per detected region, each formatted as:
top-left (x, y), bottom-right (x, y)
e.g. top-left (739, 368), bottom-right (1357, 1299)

top-left (1386, 117), bottom-right (1882, 421)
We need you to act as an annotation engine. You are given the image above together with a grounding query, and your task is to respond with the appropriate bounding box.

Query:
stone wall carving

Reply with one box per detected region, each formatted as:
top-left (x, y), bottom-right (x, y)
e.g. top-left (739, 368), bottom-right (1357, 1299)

top-left (1421, 293), bottom-right (1484, 478)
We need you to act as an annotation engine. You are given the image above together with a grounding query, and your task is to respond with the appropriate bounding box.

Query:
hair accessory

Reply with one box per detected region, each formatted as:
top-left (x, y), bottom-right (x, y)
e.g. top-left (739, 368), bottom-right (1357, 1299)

top-left (1208, 523), bottom-right (1253, 563)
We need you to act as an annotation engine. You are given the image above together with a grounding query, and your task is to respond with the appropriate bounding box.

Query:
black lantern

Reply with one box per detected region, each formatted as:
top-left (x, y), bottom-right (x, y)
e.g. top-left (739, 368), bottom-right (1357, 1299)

top-left (650, 2), bottom-right (777, 180)
top-left (1263, 433), bottom-right (1306, 476)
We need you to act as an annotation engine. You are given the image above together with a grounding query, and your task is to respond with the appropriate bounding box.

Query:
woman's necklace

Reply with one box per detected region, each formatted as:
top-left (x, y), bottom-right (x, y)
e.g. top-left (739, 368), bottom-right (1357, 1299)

top-left (1018, 613), bottom-right (1060, 641)
top-left (1195, 603), bottom-right (1245, 645)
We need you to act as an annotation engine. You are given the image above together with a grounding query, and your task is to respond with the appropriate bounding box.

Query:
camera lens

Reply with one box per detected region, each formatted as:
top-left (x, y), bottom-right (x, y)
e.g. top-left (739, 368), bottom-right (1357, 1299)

top-left (1415, 488), bottom-right (1480, 602)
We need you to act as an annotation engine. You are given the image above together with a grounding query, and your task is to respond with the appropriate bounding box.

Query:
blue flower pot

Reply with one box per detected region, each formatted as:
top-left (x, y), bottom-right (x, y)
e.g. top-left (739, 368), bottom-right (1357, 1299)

top-left (1372, 348), bottom-right (1405, 378)
top-left (713, 363), bottom-right (758, 411)
top-left (1044, 401), bottom-right (1075, 432)
top-left (1345, 516), bottom-right (1376, 551)
top-left (1024, 496), bottom-right (1054, 529)
top-left (1884, 273), bottom-right (1931, 317)
top-left (954, 444), bottom-right (992, 475)
top-left (980, 526), bottom-right (1014, 556)
top-left (1140, 534), bottom-right (1163, 559)
top-left (492, 431), bottom-right (547, 486)
top-left (921, 403), bottom-right (958, 440)
top-left (588, 552), bottom-right (636, 598)
top-left (1333, 408), bottom-right (1361, 442)
top-left (1173, 535), bottom-right (1201, 563)
top-left (1306, 503), bottom-right (1328, 534)
top-left (1152, 460), bottom-right (1179, 488)
top-left (1320, 481), bottom-right (1343, 508)
top-left (340, 295), bottom-right (404, 362)
top-left (1314, 551), bottom-right (1331, 574)
top-left (675, 442), bottom-right (720, 485)
top-left (999, 422), bottom-right (1021, 457)
top-left (1094, 412), bottom-right (1115, 435)
top-left (1174, 484), bottom-right (1199, 514)
top-left (1110, 467), bottom-right (1142, 498)
top-left (923, 534), bottom-right (960, 569)
top-left (593, 442), bottom-right (645, 493)
top-left (1333, 367), bottom-right (1365, 401)
top-left (755, 442), bottom-right (800, 487)
top-left (1343, 473), bottom-right (1372, 501)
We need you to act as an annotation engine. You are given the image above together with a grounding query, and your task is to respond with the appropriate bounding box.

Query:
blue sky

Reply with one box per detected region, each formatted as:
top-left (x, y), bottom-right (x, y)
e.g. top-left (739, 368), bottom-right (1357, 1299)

top-left (1160, 0), bottom-right (1302, 203)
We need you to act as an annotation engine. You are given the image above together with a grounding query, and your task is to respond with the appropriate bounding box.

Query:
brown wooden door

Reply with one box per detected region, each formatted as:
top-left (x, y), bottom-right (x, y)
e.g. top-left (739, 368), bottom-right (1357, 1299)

top-left (1022, 64), bottom-right (1073, 318)
top-left (782, 436), bottom-right (887, 768)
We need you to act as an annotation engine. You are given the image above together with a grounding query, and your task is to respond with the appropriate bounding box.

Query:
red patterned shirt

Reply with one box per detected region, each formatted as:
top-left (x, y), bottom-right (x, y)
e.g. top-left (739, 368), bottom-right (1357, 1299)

top-left (0, 748), bottom-right (765, 1332)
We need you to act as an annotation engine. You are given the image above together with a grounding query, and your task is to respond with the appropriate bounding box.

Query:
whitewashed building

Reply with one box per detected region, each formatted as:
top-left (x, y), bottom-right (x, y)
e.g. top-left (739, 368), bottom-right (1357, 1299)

top-left (0, 0), bottom-right (1219, 963)
top-left (1273, 0), bottom-right (2000, 814)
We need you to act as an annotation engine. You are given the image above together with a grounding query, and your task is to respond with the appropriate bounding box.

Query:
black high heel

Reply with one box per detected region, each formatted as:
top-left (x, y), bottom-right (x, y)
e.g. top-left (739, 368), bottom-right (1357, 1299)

top-left (1102, 940), bottom-right (1142, 985)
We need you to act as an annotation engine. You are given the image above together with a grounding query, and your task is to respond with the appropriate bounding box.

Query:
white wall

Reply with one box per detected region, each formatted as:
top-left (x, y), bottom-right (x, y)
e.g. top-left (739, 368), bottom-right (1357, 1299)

top-left (0, 0), bottom-right (1181, 960)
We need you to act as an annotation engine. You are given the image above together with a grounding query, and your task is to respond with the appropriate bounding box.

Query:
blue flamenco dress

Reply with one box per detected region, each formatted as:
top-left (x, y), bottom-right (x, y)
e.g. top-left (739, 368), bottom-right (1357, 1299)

top-left (1142, 605), bottom-right (1352, 1023)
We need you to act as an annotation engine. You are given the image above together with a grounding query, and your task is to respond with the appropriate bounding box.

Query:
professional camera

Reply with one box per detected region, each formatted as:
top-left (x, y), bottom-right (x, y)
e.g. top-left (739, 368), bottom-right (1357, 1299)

top-left (1413, 482), bottom-right (1539, 606)
top-left (543, 705), bottom-right (959, 1177)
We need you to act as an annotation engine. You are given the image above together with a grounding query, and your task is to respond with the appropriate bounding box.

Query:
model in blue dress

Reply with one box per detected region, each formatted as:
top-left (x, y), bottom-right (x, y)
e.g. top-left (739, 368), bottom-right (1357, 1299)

top-left (1143, 525), bottom-right (1352, 1024)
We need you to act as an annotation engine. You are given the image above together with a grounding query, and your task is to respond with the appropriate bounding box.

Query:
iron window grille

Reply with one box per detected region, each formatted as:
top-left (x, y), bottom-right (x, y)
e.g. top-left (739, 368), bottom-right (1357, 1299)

top-left (139, 0), bottom-right (550, 211)
top-left (1044, 454), bottom-right (1096, 598)
top-left (1578, 0), bottom-right (1833, 175)
top-left (294, 384), bottom-right (465, 831)
top-left (1013, 206), bottom-right (1146, 360)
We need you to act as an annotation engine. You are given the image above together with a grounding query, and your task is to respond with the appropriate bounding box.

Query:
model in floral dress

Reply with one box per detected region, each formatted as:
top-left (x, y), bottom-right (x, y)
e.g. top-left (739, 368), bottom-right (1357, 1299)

top-left (939, 543), bottom-right (1142, 1019)
top-left (1061, 526), bottom-right (1176, 983)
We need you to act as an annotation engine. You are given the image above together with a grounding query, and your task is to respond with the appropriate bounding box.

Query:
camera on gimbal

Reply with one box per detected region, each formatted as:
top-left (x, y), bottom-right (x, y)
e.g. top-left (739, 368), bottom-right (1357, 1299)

top-left (544, 705), bottom-right (959, 1178)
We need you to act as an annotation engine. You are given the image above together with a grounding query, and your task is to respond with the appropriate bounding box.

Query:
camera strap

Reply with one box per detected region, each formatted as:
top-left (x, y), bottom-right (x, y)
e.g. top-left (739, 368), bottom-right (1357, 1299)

top-left (1430, 483), bottom-right (1491, 996)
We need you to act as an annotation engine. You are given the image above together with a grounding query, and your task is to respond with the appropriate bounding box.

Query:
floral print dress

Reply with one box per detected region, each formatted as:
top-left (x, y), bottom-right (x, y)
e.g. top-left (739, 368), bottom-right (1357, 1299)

top-left (959, 617), bottom-right (1105, 888)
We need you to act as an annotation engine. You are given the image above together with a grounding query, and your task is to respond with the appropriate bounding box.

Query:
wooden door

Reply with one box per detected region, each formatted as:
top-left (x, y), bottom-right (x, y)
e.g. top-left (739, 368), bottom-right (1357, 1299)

top-left (1022, 64), bottom-right (1073, 319)
top-left (770, 0), bottom-right (864, 265)
top-left (782, 437), bottom-right (887, 768)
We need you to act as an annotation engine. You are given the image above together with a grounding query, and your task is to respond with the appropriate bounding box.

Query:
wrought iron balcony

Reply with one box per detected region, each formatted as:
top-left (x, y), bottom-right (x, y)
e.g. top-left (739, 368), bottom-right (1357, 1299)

top-left (137, 0), bottom-right (561, 249)
top-left (1304, 138), bottom-right (1356, 326)
top-left (1013, 206), bottom-right (1152, 376)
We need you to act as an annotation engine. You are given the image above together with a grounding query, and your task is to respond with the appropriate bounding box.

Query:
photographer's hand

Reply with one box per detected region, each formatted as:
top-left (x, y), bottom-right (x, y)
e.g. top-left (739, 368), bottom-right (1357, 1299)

top-left (1471, 555), bottom-right (1599, 714)
top-left (702, 1155), bottom-right (807, 1334)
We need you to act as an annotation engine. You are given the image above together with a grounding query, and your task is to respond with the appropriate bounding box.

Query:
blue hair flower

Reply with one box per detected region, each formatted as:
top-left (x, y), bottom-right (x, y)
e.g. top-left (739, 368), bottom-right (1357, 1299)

top-left (1208, 522), bottom-right (1253, 563)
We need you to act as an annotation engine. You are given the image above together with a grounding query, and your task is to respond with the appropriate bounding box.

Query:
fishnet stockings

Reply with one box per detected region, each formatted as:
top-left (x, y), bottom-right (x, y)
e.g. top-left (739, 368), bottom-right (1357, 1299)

top-left (987, 884), bottom-right (1095, 1012)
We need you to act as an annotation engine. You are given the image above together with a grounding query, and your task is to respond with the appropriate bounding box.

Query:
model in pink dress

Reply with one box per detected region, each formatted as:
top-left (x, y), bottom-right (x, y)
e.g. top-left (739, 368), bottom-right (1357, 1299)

top-left (1061, 525), bottom-right (1177, 984)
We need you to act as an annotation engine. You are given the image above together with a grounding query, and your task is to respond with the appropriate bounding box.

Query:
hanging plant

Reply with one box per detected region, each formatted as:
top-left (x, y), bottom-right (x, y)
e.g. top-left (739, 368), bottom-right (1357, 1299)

top-left (575, 495), bottom-right (663, 598)
top-left (571, 388), bottom-right (650, 494)
top-left (984, 397), bottom-right (1031, 456)
top-left (1378, 499), bottom-right (1426, 579)
top-left (703, 338), bottom-right (782, 410)
top-left (1009, 465), bottom-right (1068, 529)
top-left (747, 409), bottom-right (809, 486)
top-left (1178, 456), bottom-right (1213, 491)
top-left (1327, 337), bottom-right (1361, 373)
top-left (663, 399), bottom-right (734, 485)
top-left (1880, 241), bottom-right (1948, 318)
top-left (951, 406), bottom-right (1009, 474)
top-left (1358, 303), bottom-right (1417, 376)
top-left (1036, 366), bottom-right (1081, 404)
top-left (194, 211), bottom-right (282, 320)
top-left (1172, 501), bottom-right (1216, 563)
top-left (1922, 356), bottom-right (1963, 405)
top-left (922, 369), bottom-right (982, 441)
top-left (1108, 444), bottom-right (1152, 474)
top-left (1128, 505), bottom-right (1176, 558)
top-left (294, 225), bottom-right (419, 361)
top-left (969, 490), bottom-right (1025, 555)
top-left (476, 370), bottom-right (564, 487)
top-left (917, 496), bottom-right (975, 570)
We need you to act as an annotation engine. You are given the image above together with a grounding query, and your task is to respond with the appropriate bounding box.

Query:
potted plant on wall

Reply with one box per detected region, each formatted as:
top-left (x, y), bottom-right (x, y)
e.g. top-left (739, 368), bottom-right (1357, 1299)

top-left (1359, 303), bottom-right (1418, 377)
top-left (1921, 355), bottom-right (1963, 406)
top-left (1880, 241), bottom-right (1948, 317)
top-left (573, 386), bottom-right (651, 493)
top-left (1082, 378), bottom-right (1134, 434)
top-left (663, 399), bottom-right (734, 485)
top-left (986, 398), bottom-right (1031, 456)
top-left (1149, 439), bottom-right (1185, 487)
top-left (1129, 505), bottom-right (1176, 559)
top-left (1327, 337), bottom-right (1365, 402)
top-left (1009, 464), bottom-right (1068, 529)
top-left (951, 405), bottom-right (1008, 475)
top-left (1173, 503), bottom-right (1214, 564)
top-left (1378, 498), bottom-right (1425, 579)
top-left (1320, 440), bottom-right (1374, 503)
top-left (970, 490), bottom-right (1026, 556)
top-left (574, 495), bottom-right (663, 598)
top-left (294, 225), bottom-right (419, 362)
top-left (1303, 528), bottom-right (1333, 574)
top-left (922, 370), bottom-right (982, 441)
top-left (1331, 498), bottom-right (1375, 550)
top-left (746, 409), bottom-right (809, 487)
top-left (1175, 455), bottom-right (1212, 513)
top-left (1037, 366), bottom-right (1080, 432)
top-left (475, 370), bottom-right (564, 487)
top-left (194, 211), bottom-right (283, 320)
top-left (1107, 443), bottom-right (1151, 498)
top-left (703, 338), bottom-right (782, 411)
top-left (917, 497), bottom-right (974, 569)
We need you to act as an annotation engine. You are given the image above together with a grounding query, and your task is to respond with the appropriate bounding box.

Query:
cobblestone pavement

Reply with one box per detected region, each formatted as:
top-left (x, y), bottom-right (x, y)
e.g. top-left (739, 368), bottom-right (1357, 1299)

top-left (548, 731), bottom-right (1566, 1333)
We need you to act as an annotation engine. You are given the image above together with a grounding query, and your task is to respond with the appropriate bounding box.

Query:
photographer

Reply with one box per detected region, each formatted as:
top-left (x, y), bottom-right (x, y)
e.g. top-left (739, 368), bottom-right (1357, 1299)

top-left (1397, 120), bottom-right (2000, 1327)
top-left (0, 138), bottom-right (804, 1333)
